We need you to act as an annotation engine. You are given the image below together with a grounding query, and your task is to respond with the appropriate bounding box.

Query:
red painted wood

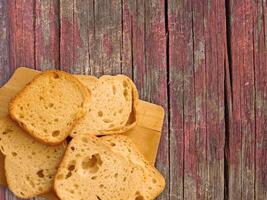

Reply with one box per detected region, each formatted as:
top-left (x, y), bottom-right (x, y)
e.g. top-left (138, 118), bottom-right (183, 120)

top-left (92, 0), bottom-right (122, 75)
top-left (229, 1), bottom-right (266, 199)
top-left (7, 0), bottom-right (35, 71)
top-left (35, 0), bottom-right (60, 70)
top-left (254, 0), bottom-right (267, 199)
top-left (143, 1), bottom-right (169, 199)
top-left (169, 0), bottom-right (227, 199)
top-left (0, 0), bottom-right (10, 86)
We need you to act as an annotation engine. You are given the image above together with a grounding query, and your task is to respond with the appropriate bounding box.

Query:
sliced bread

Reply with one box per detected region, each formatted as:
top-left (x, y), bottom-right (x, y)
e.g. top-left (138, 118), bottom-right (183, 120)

top-left (100, 135), bottom-right (166, 199)
top-left (54, 132), bottom-right (149, 200)
top-left (9, 70), bottom-right (91, 145)
top-left (0, 117), bottom-right (67, 198)
top-left (71, 75), bottom-right (138, 137)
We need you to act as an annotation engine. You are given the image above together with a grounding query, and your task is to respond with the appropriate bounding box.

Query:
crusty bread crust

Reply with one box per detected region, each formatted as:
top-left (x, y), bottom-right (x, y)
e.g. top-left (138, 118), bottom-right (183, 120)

top-left (72, 74), bottom-right (138, 137)
top-left (9, 70), bottom-right (91, 145)
top-left (101, 135), bottom-right (166, 199)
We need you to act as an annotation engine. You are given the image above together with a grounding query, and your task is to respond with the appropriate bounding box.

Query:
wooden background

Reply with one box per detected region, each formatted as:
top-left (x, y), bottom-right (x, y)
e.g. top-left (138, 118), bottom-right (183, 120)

top-left (0, 0), bottom-right (266, 199)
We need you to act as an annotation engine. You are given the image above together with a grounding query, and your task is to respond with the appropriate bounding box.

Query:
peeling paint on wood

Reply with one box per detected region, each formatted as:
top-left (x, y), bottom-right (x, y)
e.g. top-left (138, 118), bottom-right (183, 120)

top-left (0, 0), bottom-right (10, 86)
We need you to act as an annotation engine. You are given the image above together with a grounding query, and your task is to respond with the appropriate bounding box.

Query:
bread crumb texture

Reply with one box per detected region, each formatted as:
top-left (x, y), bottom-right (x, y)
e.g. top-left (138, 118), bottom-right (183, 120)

top-left (0, 117), bottom-right (67, 198)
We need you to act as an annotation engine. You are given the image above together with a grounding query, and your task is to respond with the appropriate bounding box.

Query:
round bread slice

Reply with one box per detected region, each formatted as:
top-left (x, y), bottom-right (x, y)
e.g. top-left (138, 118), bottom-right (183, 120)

top-left (9, 70), bottom-right (91, 145)
top-left (0, 117), bottom-right (66, 198)
top-left (71, 75), bottom-right (138, 137)
top-left (54, 132), bottom-right (146, 200)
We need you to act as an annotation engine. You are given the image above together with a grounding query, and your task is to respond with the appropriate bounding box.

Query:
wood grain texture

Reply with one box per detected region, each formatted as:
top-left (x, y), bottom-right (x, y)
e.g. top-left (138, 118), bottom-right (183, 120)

top-left (254, 0), bottom-right (267, 199)
top-left (228, 0), bottom-right (267, 199)
top-left (35, 0), bottom-right (60, 70)
top-left (1, 0), bottom-right (267, 199)
top-left (0, 0), bottom-right (10, 86)
top-left (169, 0), bottom-right (227, 199)
top-left (7, 0), bottom-right (35, 71)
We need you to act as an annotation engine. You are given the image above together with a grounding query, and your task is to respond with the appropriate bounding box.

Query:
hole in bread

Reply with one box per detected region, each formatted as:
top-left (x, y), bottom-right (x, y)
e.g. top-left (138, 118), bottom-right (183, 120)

top-left (98, 111), bottom-right (103, 117)
top-left (123, 89), bottom-right (128, 97)
top-left (72, 131), bottom-right (77, 135)
top-left (99, 184), bottom-right (104, 188)
top-left (110, 142), bottom-right (116, 147)
top-left (27, 103), bottom-right (30, 107)
top-left (37, 170), bottom-right (45, 178)
top-left (74, 184), bottom-right (79, 189)
top-left (20, 192), bottom-right (25, 196)
top-left (123, 80), bottom-right (128, 87)
top-left (148, 186), bottom-right (152, 190)
top-left (47, 155), bottom-right (50, 159)
top-left (118, 109), bottom-right (123, 114)
top-left (68, 165), bottom-right (75, 171)
top-left (39, 96), bottom-right (44, 101)
top-left (152, 178), bottom-right (157, 184)
top-left (71, 146), bottom-right (75, 151)
top-left (112, 85), bottom-right (116, 94)
top-left (113, 112), bottom-right (117, 116)
top-left (11, 152), bottom-right (17, 157)
top-left (53, 72), bottom-right (60, 79)
top-left (54, 118), bottom-right (59, 122)
top-left (81, 154), bottom-right (102, 173)
top-left (96, 196), bottom-right (102, 200)
top-left (3, 128), bottom-right (13, 135)
top-left (135, 195), bottom-right (144, 200)
top-left (114, 173), bottom-right (118, 178)
top-left (19, 114), bottom-right (24, 119)
top-left (65, 171), bottom-right (72, 179)
top-left (20, 106), bottom-right (23, 111)
top-left (52, 130), bottom-right (60, 137)
top-left (49, 103), bottom-right (54, 108)
top-left (103, 119), bottom-right (112, 123)
top-left (91, 176), bottom-right (97, 180)
top-left (123, 177), bottom-right (127, 182)
top-left (44, 129), bottom-right (48, 133)
top-left (38, 187), bottom-right (43, 192)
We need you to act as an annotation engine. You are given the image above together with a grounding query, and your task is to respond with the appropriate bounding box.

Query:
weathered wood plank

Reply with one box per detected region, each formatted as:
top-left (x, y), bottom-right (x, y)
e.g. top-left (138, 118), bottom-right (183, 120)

top-left (228, 0), bottom-right (257, 199)
top-left (60, 0), bottom-right (122, 76)
top-left (254, 0), bottom-right (267, 199)
top-left (169, 0), bottom-right (227, 199)
top-left (204, 1), bottom-right (226, 199)
top-left (7, 0), bottom-right (35, 71)
top-left (0, 0), bottom-right (10, 87)
top-left (143, 1), bottom-right (169, 199)
top-left (168, 0), bottom-right (185, 198)
top-left (35, 0), bottom-right (60, 70)
top-left (91, 0), bottom-right (122, 75)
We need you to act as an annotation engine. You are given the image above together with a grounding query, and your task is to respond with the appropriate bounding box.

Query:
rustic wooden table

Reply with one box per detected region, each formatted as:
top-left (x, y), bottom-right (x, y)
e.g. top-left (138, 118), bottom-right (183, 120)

top-left (0, 0), bottom-right (266, 200)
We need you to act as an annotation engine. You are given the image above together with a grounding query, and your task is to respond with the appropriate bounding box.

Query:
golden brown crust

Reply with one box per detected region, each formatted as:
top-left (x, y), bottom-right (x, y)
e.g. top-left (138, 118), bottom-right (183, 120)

top-left (9, 70), bottom-right (91, 145)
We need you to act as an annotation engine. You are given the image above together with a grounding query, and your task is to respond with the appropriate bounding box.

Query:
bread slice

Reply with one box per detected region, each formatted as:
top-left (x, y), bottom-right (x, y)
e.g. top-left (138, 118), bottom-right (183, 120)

top-left (54, 132), bottom-right (151, 200)
top-left (100, 135), bottom-right (165, 199)
top-left (0, 117), bottom-right (66, 198)
top-left (9, 70), bottom-right (91, 144)
top-left (71, 75), bottom-right (138, 137)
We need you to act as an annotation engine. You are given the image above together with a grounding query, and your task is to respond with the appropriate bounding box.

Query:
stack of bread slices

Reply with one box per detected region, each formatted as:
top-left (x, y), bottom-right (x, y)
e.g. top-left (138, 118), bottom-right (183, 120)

top-left (0, 70), bottom-right (165, 200)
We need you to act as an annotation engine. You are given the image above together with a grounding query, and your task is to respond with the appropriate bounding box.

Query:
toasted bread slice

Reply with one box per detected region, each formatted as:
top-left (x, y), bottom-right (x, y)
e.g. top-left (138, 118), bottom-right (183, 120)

top-left (101, 135), bottom-right (165, 199)
top-left (72, 75), bottom-right (138, 137)
top-left (9, 70), bottom-right (90, 144)
top-left (54, 132), bottom-right (149, 200)
top-left (0, 117), bottom-right (66, 198)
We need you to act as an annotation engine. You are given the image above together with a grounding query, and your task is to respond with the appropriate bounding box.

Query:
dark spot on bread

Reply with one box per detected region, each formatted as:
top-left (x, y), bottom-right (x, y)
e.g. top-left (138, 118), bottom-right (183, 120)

top-left (52, 130), bottom-right (60, 137)
top-left (37, 170), bottom-right (45, 178)
top-left (53, 72), bottom-right (60, 79)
